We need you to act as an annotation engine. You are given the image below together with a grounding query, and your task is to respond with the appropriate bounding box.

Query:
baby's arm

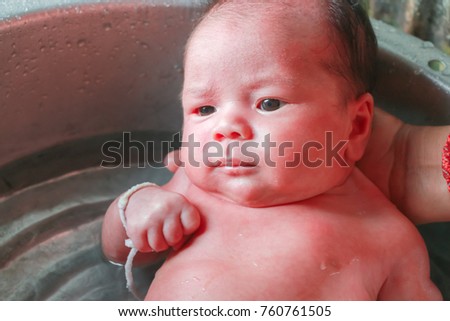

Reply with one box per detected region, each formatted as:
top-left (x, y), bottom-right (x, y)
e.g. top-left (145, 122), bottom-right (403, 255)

top-left (377, 222), bottom-right (442, 300)
top-left (101, 169), bottom-right (200, 266)
top-left (358, 107), bottom-right (450, 224)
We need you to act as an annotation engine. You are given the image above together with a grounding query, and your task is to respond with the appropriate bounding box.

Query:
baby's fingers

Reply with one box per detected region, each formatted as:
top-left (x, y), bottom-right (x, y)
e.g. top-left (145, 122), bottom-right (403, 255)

top-left (162, 215), bottom-right (184, 247)
top-left (180, 203), bottom-right (201, 235)
top-left (147, 226), bottom-right (169, 253)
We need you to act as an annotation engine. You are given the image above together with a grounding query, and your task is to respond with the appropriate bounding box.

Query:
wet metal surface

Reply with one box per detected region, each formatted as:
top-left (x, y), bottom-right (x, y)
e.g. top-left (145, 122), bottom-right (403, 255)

top-left (0, 163), bottom-right (170, 300)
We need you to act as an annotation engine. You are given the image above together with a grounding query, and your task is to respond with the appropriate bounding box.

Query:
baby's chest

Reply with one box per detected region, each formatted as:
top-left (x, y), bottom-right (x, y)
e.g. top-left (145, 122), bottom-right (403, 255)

top-left (203, 208), bottom-right (374, 262)
top-left (150, 215), bottom-right (381, 300)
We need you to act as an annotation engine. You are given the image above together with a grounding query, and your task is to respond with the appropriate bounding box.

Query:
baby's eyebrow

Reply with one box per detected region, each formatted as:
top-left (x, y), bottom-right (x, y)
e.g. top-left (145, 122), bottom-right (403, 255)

top-left (248, 77), bottom-right (298, 89)
top-left (181, 85), bottom-right (217, 99)
top-left (180, 77), bottom-right (298, 103)
top-left (179, 85), bottom-right (217, 109)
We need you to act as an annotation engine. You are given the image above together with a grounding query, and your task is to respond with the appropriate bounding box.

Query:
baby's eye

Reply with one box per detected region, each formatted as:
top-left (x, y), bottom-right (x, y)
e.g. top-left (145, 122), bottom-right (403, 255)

top-left (196, 105), bottom-right (216, 116)
top-left (258, 99), bottom-right (285, 112)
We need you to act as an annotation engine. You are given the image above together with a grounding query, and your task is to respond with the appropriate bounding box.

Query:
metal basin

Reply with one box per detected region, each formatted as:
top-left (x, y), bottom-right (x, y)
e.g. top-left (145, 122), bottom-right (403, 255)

top-left (0, 1), bottom-right (449, 300)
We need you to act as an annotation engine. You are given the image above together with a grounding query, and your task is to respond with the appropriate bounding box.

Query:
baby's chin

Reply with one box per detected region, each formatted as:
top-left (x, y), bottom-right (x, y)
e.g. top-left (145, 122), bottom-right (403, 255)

top-left (184, 166), bottom-right (349, 207)
top-left (217, 190), bottom-right (322, 208)
top-left (193, 180), bottom-right (316, 208)
top-left (188, 178), bottom-right (270, 207)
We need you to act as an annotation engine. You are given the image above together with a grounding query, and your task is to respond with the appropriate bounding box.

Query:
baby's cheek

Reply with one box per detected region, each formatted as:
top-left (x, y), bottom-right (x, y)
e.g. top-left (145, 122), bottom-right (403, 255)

top-left (266, 137), bottom-right (313, 169)
top-left (180, 133), bottom-right (204, 165)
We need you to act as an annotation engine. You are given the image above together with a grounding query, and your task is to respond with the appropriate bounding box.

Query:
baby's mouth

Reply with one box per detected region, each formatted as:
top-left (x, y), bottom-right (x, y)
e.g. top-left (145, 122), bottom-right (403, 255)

top-left (219, 159), bottom-right (257, 167)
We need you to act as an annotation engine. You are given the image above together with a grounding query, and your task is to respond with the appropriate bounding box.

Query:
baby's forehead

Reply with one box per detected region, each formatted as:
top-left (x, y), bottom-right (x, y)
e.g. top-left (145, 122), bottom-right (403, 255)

top-left (197, 3), bottom-right (328, 43)
top-left (189, 3), bottom-right (340, 69)
top-left (192, 2), bottom-right (335, 55)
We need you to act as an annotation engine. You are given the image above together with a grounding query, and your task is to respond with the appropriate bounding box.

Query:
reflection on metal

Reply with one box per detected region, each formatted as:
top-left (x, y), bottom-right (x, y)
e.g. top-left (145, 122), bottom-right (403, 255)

top-left (364, 0), bottom-right (450, 54)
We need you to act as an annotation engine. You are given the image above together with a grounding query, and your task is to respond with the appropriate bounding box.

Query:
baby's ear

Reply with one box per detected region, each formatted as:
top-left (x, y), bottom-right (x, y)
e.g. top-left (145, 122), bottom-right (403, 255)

top-left (345, 93), bottom-right (374, 163)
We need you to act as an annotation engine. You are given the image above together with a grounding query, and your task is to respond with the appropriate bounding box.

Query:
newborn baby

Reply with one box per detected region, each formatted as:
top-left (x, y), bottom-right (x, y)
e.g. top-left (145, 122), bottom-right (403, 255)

top-left (102, 0), bottom-right (441, 300)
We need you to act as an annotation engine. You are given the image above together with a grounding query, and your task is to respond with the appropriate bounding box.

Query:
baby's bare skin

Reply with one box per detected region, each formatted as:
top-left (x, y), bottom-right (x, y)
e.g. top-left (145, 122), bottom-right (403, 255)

top-left (144, 168), bottom-right (439, 300)
top-left (102, 1), bottom-right (442, 300)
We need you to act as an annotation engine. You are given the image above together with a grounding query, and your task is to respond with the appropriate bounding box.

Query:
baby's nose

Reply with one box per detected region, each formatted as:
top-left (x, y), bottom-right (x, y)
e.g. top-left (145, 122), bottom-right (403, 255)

top-left (213, 114), bottom-right (253, 141)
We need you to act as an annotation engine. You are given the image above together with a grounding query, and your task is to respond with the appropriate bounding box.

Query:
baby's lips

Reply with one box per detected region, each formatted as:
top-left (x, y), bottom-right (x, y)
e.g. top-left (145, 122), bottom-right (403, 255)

top-left (221, 158), bottom-right (257, 167)
top-left (205, 157), bottom-right (258, 167)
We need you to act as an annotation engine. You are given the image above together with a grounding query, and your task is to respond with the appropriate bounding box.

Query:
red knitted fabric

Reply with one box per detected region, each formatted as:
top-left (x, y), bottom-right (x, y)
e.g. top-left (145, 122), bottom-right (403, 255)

top-left (443, 134), bottom-right (450, 192)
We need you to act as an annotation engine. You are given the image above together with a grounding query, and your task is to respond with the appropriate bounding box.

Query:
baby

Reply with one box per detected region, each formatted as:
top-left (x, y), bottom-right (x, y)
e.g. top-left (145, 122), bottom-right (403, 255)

top-left (102, 0), bottom-right (442, 300)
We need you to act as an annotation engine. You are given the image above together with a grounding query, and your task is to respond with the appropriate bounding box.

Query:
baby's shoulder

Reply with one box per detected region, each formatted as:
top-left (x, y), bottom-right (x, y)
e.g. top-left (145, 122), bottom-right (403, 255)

top-left (340, 169), bottom-right (423, 244)
top-left (302, 169), bottom-right (412, 242)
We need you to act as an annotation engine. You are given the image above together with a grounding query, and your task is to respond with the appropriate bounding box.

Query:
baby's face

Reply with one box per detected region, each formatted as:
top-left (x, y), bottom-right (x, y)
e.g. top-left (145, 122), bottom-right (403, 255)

top-left (180, 5), bottom-right (355, 206)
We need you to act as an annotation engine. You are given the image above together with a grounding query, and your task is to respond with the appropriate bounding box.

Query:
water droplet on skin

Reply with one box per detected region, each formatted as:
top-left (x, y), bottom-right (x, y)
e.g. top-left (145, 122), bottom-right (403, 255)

top-left (351, 258), bottom-right (360, 265)
top-left (77, 39), bottom-right (86, 47)
top-left (192, 277), bottom-right (200, 282)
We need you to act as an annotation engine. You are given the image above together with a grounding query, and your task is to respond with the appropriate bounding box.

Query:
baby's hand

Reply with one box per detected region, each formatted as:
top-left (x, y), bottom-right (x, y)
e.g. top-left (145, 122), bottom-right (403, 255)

top-left (124, 186), bottom-right (201, 253)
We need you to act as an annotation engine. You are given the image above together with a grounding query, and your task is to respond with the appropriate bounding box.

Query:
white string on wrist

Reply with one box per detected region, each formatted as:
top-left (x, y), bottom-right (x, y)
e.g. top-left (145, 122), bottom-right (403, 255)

top-left (117, 182), bottom-right (157, 300)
